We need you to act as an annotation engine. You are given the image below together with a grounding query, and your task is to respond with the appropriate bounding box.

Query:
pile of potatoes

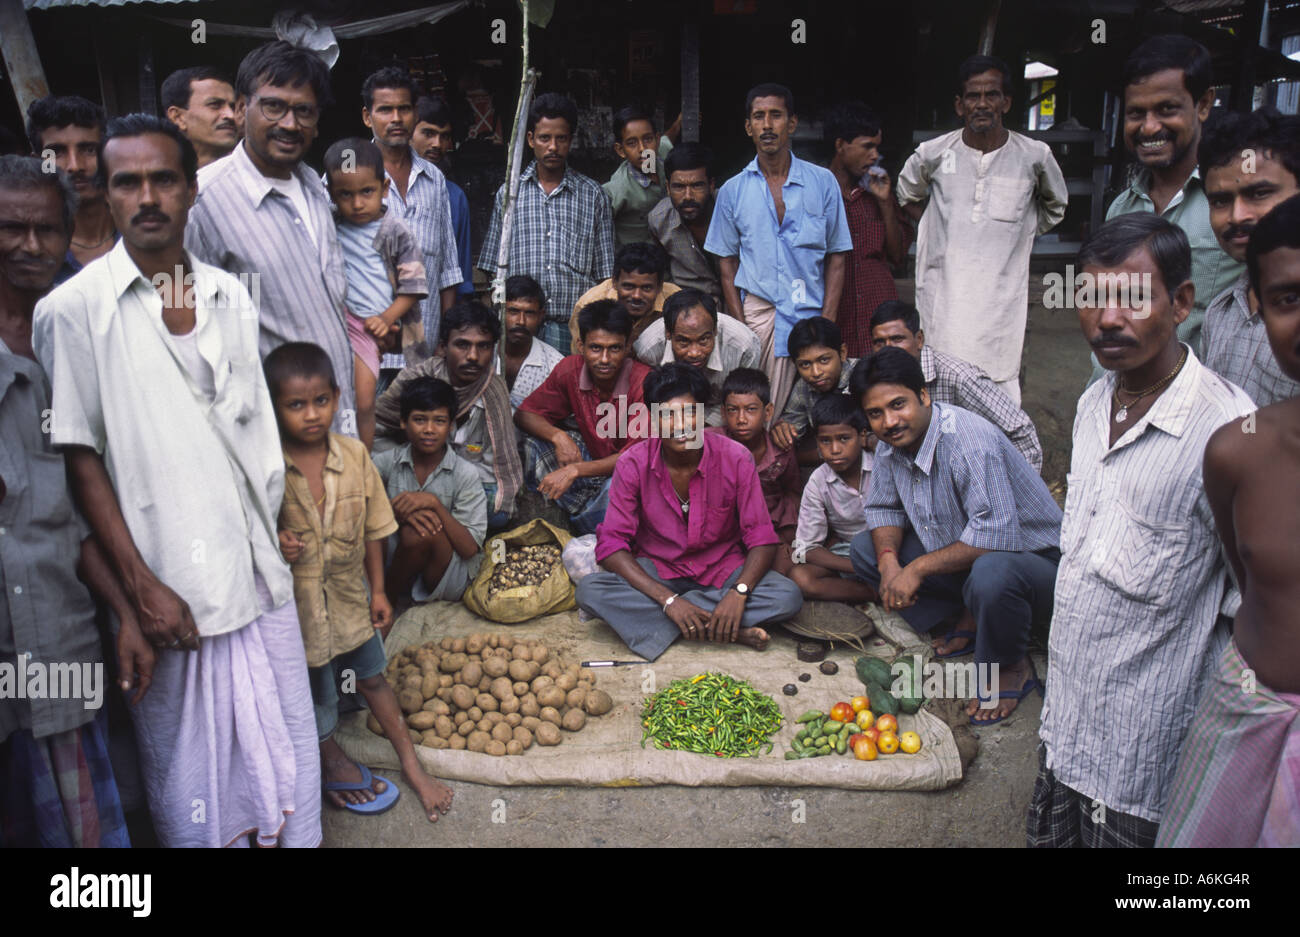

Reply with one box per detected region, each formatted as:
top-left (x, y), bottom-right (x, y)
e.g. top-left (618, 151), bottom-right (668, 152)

top-left (486, 544), bottom-right (563, 596)
top-left (369, 632), bottom-right (614, 756)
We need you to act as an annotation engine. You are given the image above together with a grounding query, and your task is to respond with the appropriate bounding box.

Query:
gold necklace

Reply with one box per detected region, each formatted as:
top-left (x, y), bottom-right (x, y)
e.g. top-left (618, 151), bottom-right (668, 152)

top-left (1112, 346), bottom-right (1187, 424)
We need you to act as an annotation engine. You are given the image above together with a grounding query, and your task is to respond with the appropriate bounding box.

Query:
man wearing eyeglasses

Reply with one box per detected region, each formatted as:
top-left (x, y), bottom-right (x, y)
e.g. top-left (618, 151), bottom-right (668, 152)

top-left (186, 41), bottom-right (359, 437)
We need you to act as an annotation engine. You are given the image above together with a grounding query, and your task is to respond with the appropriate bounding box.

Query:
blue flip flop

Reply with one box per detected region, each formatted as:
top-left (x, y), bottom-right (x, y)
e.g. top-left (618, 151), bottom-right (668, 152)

top-left (933, 629), bottom-right (976, 660)
top-left (970, 664), bottom-right (1044, 727)
top-left (324, 763), bottom-right (400, 815)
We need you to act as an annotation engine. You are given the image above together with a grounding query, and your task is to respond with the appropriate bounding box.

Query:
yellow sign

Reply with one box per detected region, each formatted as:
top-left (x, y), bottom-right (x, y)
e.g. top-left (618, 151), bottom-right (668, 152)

top-left (1040, 79), bottom-right (1056, 117)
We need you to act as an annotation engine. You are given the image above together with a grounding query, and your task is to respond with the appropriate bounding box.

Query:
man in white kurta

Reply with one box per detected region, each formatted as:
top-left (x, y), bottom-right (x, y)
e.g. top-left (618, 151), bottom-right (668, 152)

top-left (897, 56), bottom-right (1068, 405)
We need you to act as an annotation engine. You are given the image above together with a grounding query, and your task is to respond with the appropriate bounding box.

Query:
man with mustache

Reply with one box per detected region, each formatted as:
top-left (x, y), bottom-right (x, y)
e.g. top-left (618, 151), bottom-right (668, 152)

top-left (497, 274), bottom-right (563, 409)
top-left (568, 241), bottom-right (679, 350)
top-left (647, 143), bottom-right (721, 302)
top-left (361, 69), bottom-right (463, 358)
top-left (705, 83), bottom-right (852, 419)
top-left (1029, 214), bottom-right (1254, 848)
top-left (34, 115), bottom-right (321, 847)
top-left (0, 155), bottom-right (138, 847)
top-left (161, 66), bottom-right (240, 171)
top-left (1197, 108), bottom-right (1300, 405)
top-left (412, 96), bottom-right (474, 298)
top-left (1103, 35), bottom-right (1240, 357)
top-left (897, 55), bottom-right (1067, 405)
top-left (187, 41), bottom-right (358, 437)
top-left (25, 95), bottom-right (117, 281)
top-left (375, 300), bottom-right (524, 528)
top-left (478, 92), bottom-right (615, 355)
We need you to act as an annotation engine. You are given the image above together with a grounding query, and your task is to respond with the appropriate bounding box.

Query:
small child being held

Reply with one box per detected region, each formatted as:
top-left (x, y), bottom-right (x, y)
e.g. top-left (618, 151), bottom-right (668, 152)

top-left (324, 137), bottom-right (429, 449)
top-left (779, 393), bottom-right (877, 604)
top-left (265, 342), bottom-right (453, 823)
top-left (372, 376), bottom-right (487, 606)
top-left (705, 367), bottom-right (799, 543)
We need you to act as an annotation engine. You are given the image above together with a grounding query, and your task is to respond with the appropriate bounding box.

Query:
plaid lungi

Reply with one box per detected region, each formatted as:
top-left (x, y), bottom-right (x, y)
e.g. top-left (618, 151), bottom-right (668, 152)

top-left (1026, 743), bottom-right (1159, 848)
top-left (540, 319), bottom-right (573, 357)
top-left (1156, 638), bottom-right (1300, 847)
top-left (1, 709), bottom-right (129, 848)
top-left (525, 429), bottom-right (604, 517)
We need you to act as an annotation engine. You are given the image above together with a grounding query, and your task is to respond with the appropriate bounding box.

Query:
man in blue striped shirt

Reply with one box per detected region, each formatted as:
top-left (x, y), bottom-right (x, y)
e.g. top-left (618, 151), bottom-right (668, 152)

top-left (848, 347), bottom-right (1062, 725)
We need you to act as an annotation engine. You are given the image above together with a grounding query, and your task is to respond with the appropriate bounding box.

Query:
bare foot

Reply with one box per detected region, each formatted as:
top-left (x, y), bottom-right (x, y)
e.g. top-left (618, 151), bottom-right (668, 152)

top-left (402, 762), bottom-right (454, 823)
top-left (966, 657), bottom-right (1034, 723)
top-left (736, 627), bottom-right (770, 650)
top-left (930, 630), bottom-right (974, 656)
top-left (321, 741), bottom-right (387, 808)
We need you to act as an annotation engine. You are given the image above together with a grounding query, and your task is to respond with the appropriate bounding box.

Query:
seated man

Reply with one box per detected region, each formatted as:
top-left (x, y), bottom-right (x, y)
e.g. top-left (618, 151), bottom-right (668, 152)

top-left (634, 288), bottom-right (762, 425)
top-left (773, 316), bottom-right (859, 465)
top-left (373, 377), bottom-right (487, 606)
top-left (779, 394), bottom-right (878, 605)
top-left (848, 348), bottom-right (1063, 725)
top-left (499, 274), bottom-right (564, 409)
top-left (516, 299), bottom-right (652, 534)
top-left (569, 241), bottom-right (680, 349)
top-left (375, 299), bottom-right (522, 530)
top-left (576, 364), bottom-right (803, 660)
top-left (869, 300), bottom-right (1043, 471)
top-left (704, 368), bottom-right (799, 542)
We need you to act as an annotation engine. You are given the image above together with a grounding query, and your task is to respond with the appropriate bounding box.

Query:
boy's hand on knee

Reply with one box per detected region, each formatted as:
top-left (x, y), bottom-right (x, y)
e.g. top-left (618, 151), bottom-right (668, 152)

top-left (278, 529), bottom-right (304, 563)
top-left (405, 509), bottom-right (444, 538)
top-left (392, 491), bottom-right (441, 522)
top-left (539, 465), bottom-right (580, 500)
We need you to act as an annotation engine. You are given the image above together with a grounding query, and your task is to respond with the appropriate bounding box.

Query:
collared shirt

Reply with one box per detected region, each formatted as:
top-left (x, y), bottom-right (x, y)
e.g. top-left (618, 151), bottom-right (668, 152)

top-left (568, 277), bottom-right (682, 349)
top-left (54, 235), bottom-right (120, 287)
top-left (447, 177), bottom-right (475, 295)
top-left (864, 402), bottom-right (1062, 553)
top-left (604, 135), bottom-right (673, 248)
top-left (780, 357), bottom-right (859, 438)
top-left (518, 354), bottom-right (653, 459)
top-left (186, 141), bottom-right (357, 435)
top-left (705, 154), bottom-right (853, 358)
top-left (791, 457), bottom-right (874, 563)
top-left (477, 161), bottom-right (615, 331)
top-left (500, 336), bottom-right (565, 409)
top-left (335, 210), bottom-right (430, 363)
top-left (1106, 166), bottom-right (1243, 354)
top-left (1040, 349), bottom-right (1255, 822)
top-left (839, 182), bottom-right (910, 357)
top-left (1201, 272), bottom-right (1300, 407)
top-left (595, 433), bottom-right (780, 588)
top-left (34, 241), bottom-right (294, 637)
top-left (705, 426), bottom-right (800, 529)
top-left (280, 434), bottom-right (398, 668)
top-left (921, 345), bottom-right (1043, 472)
top-left (0, 342), bottom-right (101, 742)
top-left (371, 443), bottom-right (487, 580)
top-left (635, 315), bottom-right (763, 425)
top-left (647, 196), bottom-right (721, 301)
top-left (382, 148), bottom-right (464, 347)
top-left (898, 130), bottom-right (1068, 383)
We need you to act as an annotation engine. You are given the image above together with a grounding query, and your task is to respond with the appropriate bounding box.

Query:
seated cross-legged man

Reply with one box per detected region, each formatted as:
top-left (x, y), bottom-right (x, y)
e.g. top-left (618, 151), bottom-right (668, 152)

top-left (516, 299), bottom-right (652, 534)
top-left (848, 348), bottom-right (1063, 725)
top-left (576, 364), bottom-right (803, 661)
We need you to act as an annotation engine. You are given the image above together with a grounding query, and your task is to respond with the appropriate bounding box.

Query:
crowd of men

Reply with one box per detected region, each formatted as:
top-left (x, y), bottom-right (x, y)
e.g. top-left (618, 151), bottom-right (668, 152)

top-left (1, 30), bottom-right (1296, 849)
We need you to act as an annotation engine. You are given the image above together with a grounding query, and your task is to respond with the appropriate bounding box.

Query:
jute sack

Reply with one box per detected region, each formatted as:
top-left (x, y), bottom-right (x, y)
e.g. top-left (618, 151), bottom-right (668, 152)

top-left (463, 518), bottom-right (575, 622)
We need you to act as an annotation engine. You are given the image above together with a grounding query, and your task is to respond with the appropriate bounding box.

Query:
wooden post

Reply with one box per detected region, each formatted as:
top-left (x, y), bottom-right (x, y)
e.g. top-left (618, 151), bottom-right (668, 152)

top-left (680, 22), bottom-right (700, 143)
top-left (0, 0), bottom-right (49, 121)
top-left (1231, 0), bottom-right (1266, 112)
top-left (977, 0), bottom-right (1001, 55)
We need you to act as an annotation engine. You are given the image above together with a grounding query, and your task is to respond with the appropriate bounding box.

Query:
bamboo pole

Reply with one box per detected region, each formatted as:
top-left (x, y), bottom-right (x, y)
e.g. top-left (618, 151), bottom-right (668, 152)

top-left (492, 0), bottom-right (538, 320)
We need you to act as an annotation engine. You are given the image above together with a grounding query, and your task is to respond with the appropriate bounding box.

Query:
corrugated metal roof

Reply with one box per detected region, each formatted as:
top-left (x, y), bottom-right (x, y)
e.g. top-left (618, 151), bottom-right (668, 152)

top-left (1160, 0), bottom-right (1246, 12)
top-left (25, 0), bottom-right (205, 10)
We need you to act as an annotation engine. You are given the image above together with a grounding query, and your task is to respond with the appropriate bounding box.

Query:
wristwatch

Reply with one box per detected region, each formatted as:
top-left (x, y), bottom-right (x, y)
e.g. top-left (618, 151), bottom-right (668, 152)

top-left (733, 582), bottom-right (750, 598)
top-left (662, 593), bottom-right (679, 614)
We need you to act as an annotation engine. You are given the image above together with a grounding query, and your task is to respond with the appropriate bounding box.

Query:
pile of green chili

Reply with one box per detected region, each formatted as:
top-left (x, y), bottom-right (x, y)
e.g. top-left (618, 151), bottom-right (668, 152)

top-left (640, 672), bottom-right (783, 757)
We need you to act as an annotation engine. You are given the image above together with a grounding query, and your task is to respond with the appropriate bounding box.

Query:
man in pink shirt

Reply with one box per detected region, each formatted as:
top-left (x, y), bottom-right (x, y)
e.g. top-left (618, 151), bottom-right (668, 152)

top-left (576, 364), bottom-right (803, 660)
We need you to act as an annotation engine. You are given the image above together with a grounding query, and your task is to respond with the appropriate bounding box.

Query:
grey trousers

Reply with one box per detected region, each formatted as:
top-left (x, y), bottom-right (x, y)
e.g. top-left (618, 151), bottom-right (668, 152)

top-left (575, 557), bottom-right (804, 661)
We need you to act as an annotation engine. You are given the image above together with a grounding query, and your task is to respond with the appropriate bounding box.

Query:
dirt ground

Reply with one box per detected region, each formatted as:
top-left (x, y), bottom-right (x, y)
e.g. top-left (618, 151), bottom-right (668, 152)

top-left (322, 270), bottom-right (1092, 848)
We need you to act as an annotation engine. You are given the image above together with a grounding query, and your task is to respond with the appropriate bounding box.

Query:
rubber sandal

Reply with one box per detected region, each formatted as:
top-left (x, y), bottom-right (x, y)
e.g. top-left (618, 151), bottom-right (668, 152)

top-left (970, 663), bottom-right (1044, 726)
top-left (324, 763), bottom-right (400, 815)
top-left (933, 629), bottom-right (976, 660)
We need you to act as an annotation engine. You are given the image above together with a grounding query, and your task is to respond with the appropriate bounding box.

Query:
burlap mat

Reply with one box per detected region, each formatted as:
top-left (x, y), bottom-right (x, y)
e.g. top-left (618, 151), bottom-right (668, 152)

top-left (335, 600), bottom-right (970, 789)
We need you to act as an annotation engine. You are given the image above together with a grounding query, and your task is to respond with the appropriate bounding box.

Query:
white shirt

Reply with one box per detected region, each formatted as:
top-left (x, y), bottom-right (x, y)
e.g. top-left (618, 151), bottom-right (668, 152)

top-left (1039, 348), bottom-right (1255, 822)
top-left (499, 336), bottom-right (564, 409)
top-left (897, 130), bottom-right (1068, 383)
top-left (168, 327), bottom-right (217, 401)
top-left (33, 241), bottom-right (293, 637)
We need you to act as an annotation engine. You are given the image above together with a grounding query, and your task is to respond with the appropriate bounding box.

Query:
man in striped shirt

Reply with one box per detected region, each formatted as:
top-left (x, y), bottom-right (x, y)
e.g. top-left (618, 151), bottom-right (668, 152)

top-left (1030, 214), bottom-right (1255, 848)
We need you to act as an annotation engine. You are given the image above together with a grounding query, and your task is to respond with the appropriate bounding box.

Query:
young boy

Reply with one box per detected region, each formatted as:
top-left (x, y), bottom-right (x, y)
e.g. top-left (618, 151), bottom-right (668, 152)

top-left (773, 317), bottom-right (859, 465)
top-left (604, 105), bottom-right (682, 249)
top-left (324, 137), bottom-right (429, 449)
top-left (780, 394), bottom-right (878, 604)
top-left (373, 376), bottom-right (488, 606)
top-left (706, 368), bottom-right (799, 543)
top-left (265, 342), bottom-right (453, 824)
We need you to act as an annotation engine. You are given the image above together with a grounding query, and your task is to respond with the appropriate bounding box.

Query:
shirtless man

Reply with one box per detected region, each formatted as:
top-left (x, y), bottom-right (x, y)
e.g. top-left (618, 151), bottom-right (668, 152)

top-left (1157, 194), bottom-right (1300, 847)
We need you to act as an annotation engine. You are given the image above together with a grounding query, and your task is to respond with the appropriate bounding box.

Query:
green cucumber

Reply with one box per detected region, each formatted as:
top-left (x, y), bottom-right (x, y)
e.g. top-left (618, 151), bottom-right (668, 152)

top-left (796, 710), bottom-right (824, 724)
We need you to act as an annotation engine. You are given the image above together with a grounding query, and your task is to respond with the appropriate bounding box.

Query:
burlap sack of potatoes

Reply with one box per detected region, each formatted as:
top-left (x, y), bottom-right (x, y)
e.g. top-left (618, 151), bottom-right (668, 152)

top-left (463, 518), bottom-right (576, 623)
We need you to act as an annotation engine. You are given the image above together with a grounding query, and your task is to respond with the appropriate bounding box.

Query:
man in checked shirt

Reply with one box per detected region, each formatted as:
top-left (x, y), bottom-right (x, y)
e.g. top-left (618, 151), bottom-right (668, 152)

top-left (1029, 214), bottom-right (1255, 849)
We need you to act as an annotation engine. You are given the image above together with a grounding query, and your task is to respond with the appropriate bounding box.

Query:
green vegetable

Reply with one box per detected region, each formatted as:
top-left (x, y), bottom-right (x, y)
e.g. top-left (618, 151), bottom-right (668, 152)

top-left (857, 656), bottom-right (894, 689)
top-left (790, 737), bottom-right (804, 753)
top-left (900, 695), bottom-right (923, 714)
top-left (639, 672), bottom-right (783, 758)
top-left (796, 710), bottom-right (824, 724)
top-left (836, 735), bottom-right (848, 754)
top-left (869, 680), bottom-right (900, 716)
top-left (785, 751), bottom-right (800, 761)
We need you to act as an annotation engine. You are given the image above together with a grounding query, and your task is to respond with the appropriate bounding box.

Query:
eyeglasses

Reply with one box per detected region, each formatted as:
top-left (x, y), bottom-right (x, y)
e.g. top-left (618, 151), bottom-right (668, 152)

top-left (252, 95), bottom-right (320, 126)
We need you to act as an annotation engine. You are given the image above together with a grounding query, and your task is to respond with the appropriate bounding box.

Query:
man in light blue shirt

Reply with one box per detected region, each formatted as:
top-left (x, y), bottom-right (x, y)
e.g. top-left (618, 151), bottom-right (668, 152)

top-left (705, 83), bottom-right (852, 418)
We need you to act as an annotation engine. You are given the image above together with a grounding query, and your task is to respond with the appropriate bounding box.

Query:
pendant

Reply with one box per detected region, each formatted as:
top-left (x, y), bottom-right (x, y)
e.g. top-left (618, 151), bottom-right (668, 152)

top-left (1115, 405), bottom-right (1128, 424)
top-left (681, 502), bottom-right (689, 514)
